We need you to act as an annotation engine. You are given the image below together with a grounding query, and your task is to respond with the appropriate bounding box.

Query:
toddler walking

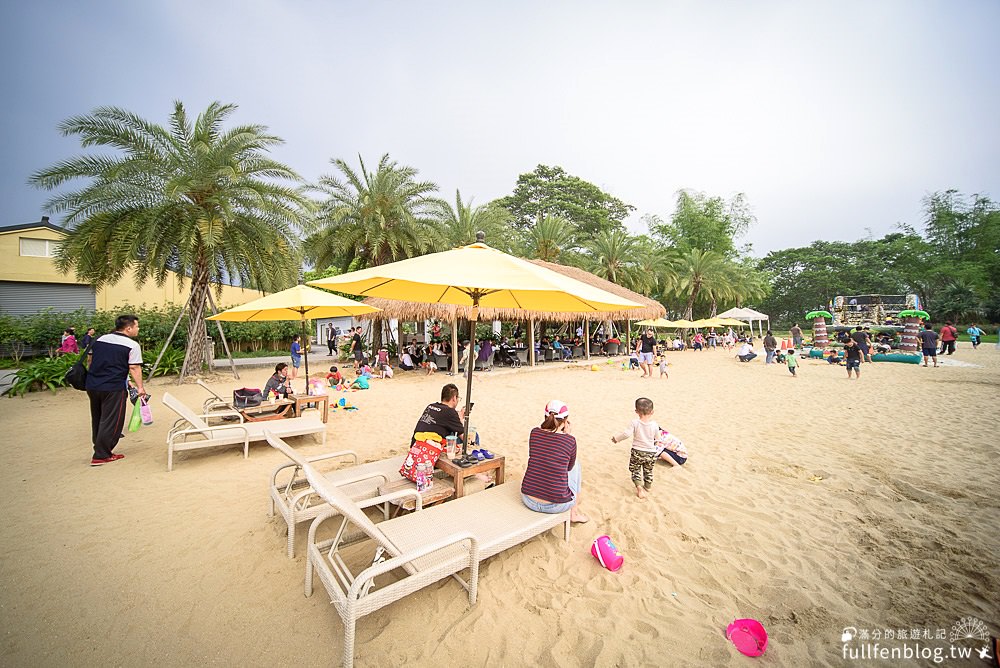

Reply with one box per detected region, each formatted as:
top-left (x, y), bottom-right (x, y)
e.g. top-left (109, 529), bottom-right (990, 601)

top-left (658, 356), bottom-right (668, 379)
top-left (786, 350), bottom-right (798, 377)
top-left (611, 397), bottom-right (660, 498)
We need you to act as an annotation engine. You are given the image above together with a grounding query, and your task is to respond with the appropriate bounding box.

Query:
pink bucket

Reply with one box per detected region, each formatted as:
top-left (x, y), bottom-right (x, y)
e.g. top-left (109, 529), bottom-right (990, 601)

top-left (590, 535), bottom-right (624, 572)
top-left (726, 618), bottom-right (768, 657)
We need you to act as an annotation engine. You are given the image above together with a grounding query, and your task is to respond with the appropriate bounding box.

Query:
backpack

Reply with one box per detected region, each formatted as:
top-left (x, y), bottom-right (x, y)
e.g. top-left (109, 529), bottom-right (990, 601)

top-left (64, 340), bottom-right (95, 391)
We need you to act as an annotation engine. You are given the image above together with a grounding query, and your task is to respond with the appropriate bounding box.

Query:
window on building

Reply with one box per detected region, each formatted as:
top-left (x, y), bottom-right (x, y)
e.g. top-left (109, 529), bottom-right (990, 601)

top-left (19, 238), bottom-right (54, 257)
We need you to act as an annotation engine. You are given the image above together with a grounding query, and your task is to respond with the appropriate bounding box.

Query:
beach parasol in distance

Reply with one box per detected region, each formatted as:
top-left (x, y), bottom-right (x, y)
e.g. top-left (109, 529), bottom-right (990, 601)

top-left (309, 236), bottom-right (643, 464)
top-left (208, 284), bottom-right (381, 393)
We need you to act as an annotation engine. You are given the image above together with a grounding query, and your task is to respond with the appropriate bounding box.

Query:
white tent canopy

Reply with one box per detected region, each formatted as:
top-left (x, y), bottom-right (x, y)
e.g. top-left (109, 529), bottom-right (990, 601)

top-left (717, 307), bottom-right (771, 337)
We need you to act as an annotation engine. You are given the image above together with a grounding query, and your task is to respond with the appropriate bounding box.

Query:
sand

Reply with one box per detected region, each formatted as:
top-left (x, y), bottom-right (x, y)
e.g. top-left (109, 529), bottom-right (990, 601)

top-left (1, 346), bottom-right (998, 666)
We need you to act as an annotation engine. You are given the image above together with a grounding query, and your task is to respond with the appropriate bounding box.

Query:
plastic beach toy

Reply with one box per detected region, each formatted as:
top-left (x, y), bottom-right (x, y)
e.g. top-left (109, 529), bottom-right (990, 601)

top-left (726, 618), bottom-right (768, 657)
top-left (590, 535), bottom-right (624, 571)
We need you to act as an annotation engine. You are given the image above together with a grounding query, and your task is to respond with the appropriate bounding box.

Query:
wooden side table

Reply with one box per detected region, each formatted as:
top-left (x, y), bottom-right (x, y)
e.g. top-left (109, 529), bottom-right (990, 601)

top-left (435, 455), bottom-right (505, 498)
top-left (239, 399), bottom-right (294, 422)
top-left (293, 394), bottom-right (330, 423)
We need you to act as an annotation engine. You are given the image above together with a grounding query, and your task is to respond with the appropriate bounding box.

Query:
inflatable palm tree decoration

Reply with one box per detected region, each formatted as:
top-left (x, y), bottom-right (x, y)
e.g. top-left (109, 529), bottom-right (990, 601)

top-left (898, 309), bottom-right (930, 353)
top-left (805, 310), bottom-right (834, 348)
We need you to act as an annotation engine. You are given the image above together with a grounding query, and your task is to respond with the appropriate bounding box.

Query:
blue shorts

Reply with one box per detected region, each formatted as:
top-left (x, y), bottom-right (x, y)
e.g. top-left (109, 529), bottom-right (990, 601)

top-left (639, 352), bottom-right (654, 364)
top-left (522, 461), bottom-right (581, 514)
top-left (846, 359), bottom-right (860, 370)
top-left (922, 348), bottom-right (937, 357)
top-left (291, 356), bottom-right (301, 368)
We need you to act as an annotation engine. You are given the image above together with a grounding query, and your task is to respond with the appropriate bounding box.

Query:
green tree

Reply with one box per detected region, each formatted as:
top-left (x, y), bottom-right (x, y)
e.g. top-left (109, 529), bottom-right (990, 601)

top-left (433, 190), bottom-right (520, 253)
top-left (494, 164), bottom-right (634, 240)
top-left (529, 215), bottom-right (575, 262)
top-left (581, 229), bottom-right (651, 294)
top-left (306, 153), bottom-right (440, 272)
top-left (672, 249), bottom-right (729, 320)
top-left (647, 190), bottom-right (755, 258)
top-left (29, 101), bottom-right (310, 373)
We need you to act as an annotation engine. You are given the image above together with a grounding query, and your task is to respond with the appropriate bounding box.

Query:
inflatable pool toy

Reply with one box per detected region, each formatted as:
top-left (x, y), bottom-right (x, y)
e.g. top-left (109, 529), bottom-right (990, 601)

top-left (591, 535), bottom-right (624, 572)
top-left (726, 618), bottom-right (768, 656)
top-left (871, 352), bottom-right (920, 364)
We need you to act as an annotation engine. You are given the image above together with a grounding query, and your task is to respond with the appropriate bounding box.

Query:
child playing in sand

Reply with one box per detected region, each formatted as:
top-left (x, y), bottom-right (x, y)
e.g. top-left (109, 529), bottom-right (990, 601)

top-left (611, 397), bottom-right (661, 498)
top-left (424, 359), bottom-right (438, 375)
top-left (786, 350), bottom-right (798, 376)
top-left (326, 366), bottom-right (344, 387)
top-left (655, 429), bottom-right (688, 466)
top-left (658, 356), bottom-right (668, 379)
top-left (628, 351), bottom-right (640, 369)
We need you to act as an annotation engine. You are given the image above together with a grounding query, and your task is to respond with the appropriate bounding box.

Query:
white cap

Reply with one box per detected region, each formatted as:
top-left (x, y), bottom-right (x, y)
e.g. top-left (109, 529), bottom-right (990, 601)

top-left (544, 399), bottom-right (569, 419)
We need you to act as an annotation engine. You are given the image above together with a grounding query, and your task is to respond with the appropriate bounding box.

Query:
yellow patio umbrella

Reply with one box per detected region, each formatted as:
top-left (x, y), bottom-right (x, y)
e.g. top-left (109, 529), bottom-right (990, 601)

top-left (670, 319), bottom-right (698, 328)
top-left (690, 319), bottom-right (717, 328)
top-left (208, 284), bottom-right (381, 392)
top-left (309, 240), bottom-right (643, 463)
top-left (636, 318), bottom-right (677, 328)
top-left (711, 317), bottom-right (749, 327)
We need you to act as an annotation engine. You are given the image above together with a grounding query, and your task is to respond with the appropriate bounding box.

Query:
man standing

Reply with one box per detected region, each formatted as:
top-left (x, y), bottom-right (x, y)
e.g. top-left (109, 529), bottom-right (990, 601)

top-left (85, 314), bottom-right (145, 466)
top-left (939, 321), bottom-right (958, 355)
top-left (763, 330), bottom-right (778, 364)
top-left (789, 323), bottom-right (803, 349)
top-left (918, 323), bottom-right (939, 367)
top-left (411, 383), bottom-right (465, 445)
top-left (636, 328), bottom-right (656, 377)
top-left (326, 323), bottom-right (336, 356)
top-left (349, 326), bottom-right (364, 371)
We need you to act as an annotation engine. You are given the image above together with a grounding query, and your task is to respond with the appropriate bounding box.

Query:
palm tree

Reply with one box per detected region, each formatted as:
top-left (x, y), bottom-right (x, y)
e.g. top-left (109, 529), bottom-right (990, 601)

top-left (307, 154), bottom-right (440, 272)
top-left (433, 190), bottom-right (511, 250)
top-left (673, 249), bottom-right (729, 320)
top-left (30, 101), bottom-right (310, 373)
top-left (529, 215), bottom-right (575, 262)
top-left (307, 154), bottom-right (440, 351)
top-left (582, 229), bottom-right (649, 294)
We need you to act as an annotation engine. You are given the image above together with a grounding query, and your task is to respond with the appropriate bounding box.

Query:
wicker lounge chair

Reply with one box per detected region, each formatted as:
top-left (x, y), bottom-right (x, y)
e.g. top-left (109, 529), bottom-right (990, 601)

top-left (294, 436), bottom-right (570, 668)
top-left (268, 435), bottom-right (402, 558)
top-left (162, 392), bottom-right (326, 471)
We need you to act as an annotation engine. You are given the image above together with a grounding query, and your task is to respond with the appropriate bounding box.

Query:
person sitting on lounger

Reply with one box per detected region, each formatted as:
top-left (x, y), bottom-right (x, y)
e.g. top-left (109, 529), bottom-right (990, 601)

top-left (264, 363), bottom-right (294, 399)
top-left (521, 400), bottom-right (589, 523)
top-left (410, 383), bottom-right (465, 446)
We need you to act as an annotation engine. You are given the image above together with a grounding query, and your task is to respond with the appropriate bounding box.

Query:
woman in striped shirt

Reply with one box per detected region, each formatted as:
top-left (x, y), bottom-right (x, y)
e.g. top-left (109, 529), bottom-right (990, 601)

top-left (521, 400), bottom-right (590, 523)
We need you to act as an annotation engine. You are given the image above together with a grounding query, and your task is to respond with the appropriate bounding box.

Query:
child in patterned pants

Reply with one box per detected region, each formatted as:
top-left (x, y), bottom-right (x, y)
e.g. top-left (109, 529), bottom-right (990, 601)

top-left (611, 397), bottom-right (661, 499)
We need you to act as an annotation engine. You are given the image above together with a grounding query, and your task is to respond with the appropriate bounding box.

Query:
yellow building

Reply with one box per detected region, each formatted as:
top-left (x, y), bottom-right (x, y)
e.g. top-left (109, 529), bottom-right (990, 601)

top-left (0, 218), bottom-right (265, 315)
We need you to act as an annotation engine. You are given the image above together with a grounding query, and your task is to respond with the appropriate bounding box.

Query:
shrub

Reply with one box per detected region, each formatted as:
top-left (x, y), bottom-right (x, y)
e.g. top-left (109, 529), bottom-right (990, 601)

top-left (6, 353), bottom-right (80, 396)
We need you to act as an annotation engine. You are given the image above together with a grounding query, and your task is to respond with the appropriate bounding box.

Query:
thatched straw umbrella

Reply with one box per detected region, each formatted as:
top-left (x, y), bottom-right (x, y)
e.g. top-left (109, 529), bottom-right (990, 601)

top-left (356, 262), bottom-right (664, 366)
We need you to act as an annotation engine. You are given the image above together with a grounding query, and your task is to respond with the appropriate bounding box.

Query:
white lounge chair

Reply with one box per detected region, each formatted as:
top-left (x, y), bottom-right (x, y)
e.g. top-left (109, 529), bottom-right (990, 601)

top-left (162, 392), bottom-right (326, 471)
top-left (292, 434), bottom-right (570, 668)
top-left (268, 436), bottom-right (404, 558)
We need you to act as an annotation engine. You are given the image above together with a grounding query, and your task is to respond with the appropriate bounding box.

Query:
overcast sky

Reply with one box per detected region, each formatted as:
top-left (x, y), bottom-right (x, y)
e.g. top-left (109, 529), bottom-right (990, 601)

top-left (2, 0), bottom-right (997, 256)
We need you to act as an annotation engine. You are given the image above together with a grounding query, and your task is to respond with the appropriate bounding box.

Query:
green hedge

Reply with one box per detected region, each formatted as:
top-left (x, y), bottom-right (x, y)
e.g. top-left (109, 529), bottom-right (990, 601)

top-left (0, 304), bottom-right (305, 363)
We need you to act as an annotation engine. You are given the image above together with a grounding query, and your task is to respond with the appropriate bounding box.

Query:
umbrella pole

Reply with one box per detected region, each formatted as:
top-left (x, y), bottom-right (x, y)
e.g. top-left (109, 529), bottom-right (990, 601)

top-left (459, 302), bottom-right (478, 467)
top-left (301, 315), bottom-right (310, 396)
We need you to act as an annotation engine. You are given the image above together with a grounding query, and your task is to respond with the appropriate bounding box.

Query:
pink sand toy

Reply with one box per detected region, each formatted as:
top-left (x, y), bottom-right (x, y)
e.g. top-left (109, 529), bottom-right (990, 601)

top-left (726, 618), bottom-right (768, 657)
top-left (590, 535), bottom-right (624, 571)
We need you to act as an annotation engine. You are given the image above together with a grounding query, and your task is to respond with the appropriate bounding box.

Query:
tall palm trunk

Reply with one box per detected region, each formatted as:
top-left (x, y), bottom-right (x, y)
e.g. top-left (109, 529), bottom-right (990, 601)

top-left (710, 299), bottom-right (718, 317)
top-left (184, 255), bottom-right (210, 375)
top-left (683, 283), bottom-right (701, 320)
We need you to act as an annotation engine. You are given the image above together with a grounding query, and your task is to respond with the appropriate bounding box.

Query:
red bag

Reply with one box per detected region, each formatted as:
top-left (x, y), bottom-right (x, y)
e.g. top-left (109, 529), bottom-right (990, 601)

top-left (400, 436), bottom-right (444, 482)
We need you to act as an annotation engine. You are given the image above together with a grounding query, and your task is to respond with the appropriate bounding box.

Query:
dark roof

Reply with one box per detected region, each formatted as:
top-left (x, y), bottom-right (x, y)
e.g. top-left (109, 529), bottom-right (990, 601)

top-left (0, 217), bottom-right (65, 235)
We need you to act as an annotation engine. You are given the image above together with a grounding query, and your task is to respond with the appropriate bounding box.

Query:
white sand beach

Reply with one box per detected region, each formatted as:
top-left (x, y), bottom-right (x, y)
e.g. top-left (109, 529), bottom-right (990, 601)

top-left (1, 347), bottom-right (997, 666)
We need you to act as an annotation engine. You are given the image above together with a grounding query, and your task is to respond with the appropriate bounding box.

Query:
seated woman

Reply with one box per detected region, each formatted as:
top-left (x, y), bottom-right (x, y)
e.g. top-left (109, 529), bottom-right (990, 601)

top-left (521, 400), bottom-right (589, 523)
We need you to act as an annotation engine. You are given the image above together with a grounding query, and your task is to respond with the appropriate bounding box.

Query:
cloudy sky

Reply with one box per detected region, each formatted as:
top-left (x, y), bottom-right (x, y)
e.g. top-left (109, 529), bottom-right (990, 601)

top-left (2, 1), bottom-right (997, 255)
